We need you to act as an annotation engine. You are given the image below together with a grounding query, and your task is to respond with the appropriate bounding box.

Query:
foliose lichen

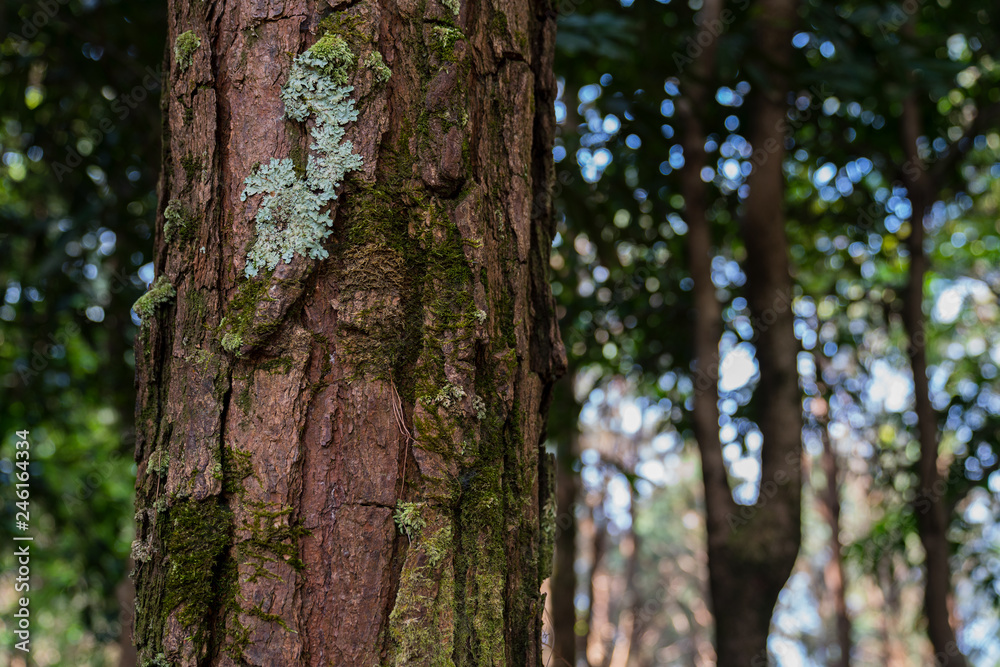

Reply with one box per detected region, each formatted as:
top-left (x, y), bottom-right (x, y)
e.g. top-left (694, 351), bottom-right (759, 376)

top-left (240, 34), bottom-right (364, 277)
top-left (471, 395), bottom-right (486, 421)
top-left (133, 276), bottom-right (176, 320)
top-left (142, 653), bottom-right (171, 667)
top-left (442, 0), bottom-right (461, 17)
top-left (364, 51), bottom-right (392, 84)
top-left (174, 31), bottom-right (201, 72)
top-left (220, 331), bottom-right (243, 355)
top-left (163, 199), bottom-right (196, 244)
top-left (428, 384), bottom-right (465, 409)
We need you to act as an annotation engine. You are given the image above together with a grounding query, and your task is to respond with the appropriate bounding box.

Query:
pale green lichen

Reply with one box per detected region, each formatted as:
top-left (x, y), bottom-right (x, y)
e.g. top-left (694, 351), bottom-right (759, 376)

top-left (471, 395), bottom-right (486, 421)
top-left (240, 35), bottom-right (364, 277)
top-left (131, 538), bottom-right (154, 563)
top-left (147, 448), bottom-right (170, 475)
top-left (133, 277), bottom-right (176, 320)
top-left (364, 51), bottom-right (392, 84)
top-left (442, 0), bottom-right (460, 16)
top-left (174, 31), bottom-right (201, 71)
top-left (428, 384), bottom-right (465, 409)
top-left (220, 331), bottom-right (243, 354)
top-left (432, 26), bottom-right (464, 59)
top-left (142, 653), bottom-right (171, 667)
top-left (394, 501), bottom-right (426, 541)
top-left (473, 308), bottom-right (486, 323)
top-left (163, 199), bottom-right (195, 243)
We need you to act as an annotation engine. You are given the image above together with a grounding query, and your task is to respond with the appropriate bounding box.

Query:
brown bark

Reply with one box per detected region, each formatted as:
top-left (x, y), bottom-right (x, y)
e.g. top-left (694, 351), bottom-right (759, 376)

top-left (677, 0), bottom-right (803, 663)
top-left (899, 88), bottom-right (967, 667)
top-left (552, 428), bottom-right (580, 666)
top-left (584, 497), bottom-right (607, 666)
top-left (131, 0), bottom-right (564, 665)
top-left (820, 431), bottom-right (851, 667)
top-left (811, 355), bottom-right (851, 667)
top-left (116, 562), bottom-right (138, 667)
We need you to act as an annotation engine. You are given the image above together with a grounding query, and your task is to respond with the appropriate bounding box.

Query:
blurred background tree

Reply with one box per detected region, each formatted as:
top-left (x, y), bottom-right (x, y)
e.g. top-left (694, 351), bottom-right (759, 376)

top-left (1, 0), bottom-right (164, 664)
top-left (3, 0), bottom-right (1000, 664)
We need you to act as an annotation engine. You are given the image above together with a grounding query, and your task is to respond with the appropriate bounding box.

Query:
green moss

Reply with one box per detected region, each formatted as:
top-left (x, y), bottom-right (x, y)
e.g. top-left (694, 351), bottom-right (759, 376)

top-left (163, 498), bottom-right (233, 650)
top-left (220, 331), bottom-right (243, 354)
top-left (258, 357), bottom-right (294, 374)
top-left (364, 51), bottom-right (392, 84)
top-left (222, 447), bottom-right (254, 494)
top-left (317, 14), bottom-right (368, 49)
top-left (424, 525), bottom-right (453, 567)
top-left (394, 501), bottom-right (426, 540)
top-left (141, 654), bottom-right (171, 667)
top-left (389, 511), bottom-right (457, 666)
top-left (490, 10), bottom-right (508, 38)
top-left (431, 26), bottom-right (464, 62)
top-left (218, 278), bottom-right (277, 352)
top-left (334, 182), bottom-right (426, 382)
top-left (180, 153), bottom-right (204, 184)
top-left (185, 348), bottom-right (214, 368)
top-left (133, 276), bottom-right (176, 320)
top-left (174, 30), bottom-right (201, 71)
top-left (163, 199), bottom-right (197, 244)
top-left (307, 33), bottom-right (355, 85)
top-left (238, 501), bottom-right (310, 579)
top-left (147, 448), bottom-right (170, 476)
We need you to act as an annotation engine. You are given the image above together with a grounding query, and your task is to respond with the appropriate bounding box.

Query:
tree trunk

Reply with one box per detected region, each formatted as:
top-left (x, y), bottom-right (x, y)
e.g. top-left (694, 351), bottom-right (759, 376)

top-left (131, 0), bottom-right (564, 665)
top-left (811, 355), bottom-right (851, 667)
top-left (678, 0), bottom-right (803, 663)
top-left (552, 427), bottom-right (580, 666)
top-left (899, 87), bottom-right (967, 667)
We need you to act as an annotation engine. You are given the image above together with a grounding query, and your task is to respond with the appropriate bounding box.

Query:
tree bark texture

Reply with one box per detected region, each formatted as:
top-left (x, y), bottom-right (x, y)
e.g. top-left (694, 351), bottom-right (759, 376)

top-left (679, 0), bottom-right (803, 663)
top-left (131, 0), bottom-right (564, 665)
top-left (899, 86), bottom-right (967, 667)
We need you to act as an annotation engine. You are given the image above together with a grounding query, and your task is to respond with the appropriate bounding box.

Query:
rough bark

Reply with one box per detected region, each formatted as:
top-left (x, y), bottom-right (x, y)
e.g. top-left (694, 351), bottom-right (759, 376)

top-left (131, 0), bottom-right (564, 665)
top-left (898, 88), bottom-right (967, 667)
top-left (678, 0), bottom-right (803, 663)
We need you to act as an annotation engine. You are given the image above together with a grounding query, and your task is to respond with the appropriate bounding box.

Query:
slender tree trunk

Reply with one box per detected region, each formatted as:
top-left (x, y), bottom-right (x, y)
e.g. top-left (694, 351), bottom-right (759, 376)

top-left (552, 427), bottom-right (580, 666)
top-left (678, 0), bottom-right (803, 663)
top-left (584, 498), bottom-right (607, 666)
top-left (810, 359), bottom-right (851, 667)
top-left (820, 428), bottom-right (851, 667)
top-left (899, 88), bottom-right (967, 667)
top-left (131, 1), bottom-right (564, 665)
